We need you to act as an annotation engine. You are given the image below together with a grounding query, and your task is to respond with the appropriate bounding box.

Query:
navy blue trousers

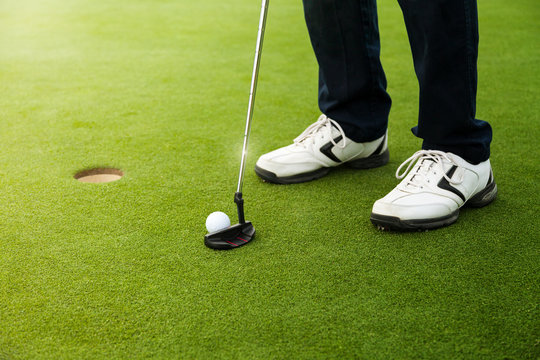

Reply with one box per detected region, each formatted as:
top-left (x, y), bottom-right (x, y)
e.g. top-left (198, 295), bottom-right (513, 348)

top-left (302, 0), bottom-right (492, 164)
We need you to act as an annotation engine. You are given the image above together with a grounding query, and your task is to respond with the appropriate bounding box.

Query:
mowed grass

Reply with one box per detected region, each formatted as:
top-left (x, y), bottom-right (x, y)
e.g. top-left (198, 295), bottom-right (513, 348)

top-left (0, 0), bottom-right (538, 359)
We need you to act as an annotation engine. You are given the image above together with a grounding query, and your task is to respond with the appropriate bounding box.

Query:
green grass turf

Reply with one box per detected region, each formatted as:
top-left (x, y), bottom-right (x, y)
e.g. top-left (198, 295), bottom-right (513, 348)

top-left (0, 0), bottom-right (538, 358)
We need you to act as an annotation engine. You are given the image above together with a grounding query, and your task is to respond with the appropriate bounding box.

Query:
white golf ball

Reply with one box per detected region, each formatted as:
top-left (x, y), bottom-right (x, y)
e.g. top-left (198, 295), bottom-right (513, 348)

top-left (205, 211), bottom-right (231, 233)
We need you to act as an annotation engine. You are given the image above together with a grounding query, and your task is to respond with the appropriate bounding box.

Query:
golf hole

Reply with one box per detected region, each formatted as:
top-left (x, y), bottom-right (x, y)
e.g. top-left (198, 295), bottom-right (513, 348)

top-left (74, 168), bottom-right (124, 183)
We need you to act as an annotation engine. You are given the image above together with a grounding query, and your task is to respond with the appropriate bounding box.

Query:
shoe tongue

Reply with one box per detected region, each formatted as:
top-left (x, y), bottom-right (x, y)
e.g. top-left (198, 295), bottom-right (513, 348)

top-left (328, 123), bottom-right (342, 137)
top-left (294, 121), bottom-right (328, 146)
top-left (405, 158), bottom-right (435, 190)
top-left (310, 120), bottom-right (335, 137)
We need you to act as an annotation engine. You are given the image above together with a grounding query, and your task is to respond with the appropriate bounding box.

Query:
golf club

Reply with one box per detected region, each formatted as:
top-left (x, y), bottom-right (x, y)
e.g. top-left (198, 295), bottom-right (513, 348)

top-left (205, 0), bottom-right (269, 250)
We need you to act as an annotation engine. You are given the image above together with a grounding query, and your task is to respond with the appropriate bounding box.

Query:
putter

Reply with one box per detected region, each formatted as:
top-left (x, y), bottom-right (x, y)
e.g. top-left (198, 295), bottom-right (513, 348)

top-left (205, 0), bottom-right (269, 250)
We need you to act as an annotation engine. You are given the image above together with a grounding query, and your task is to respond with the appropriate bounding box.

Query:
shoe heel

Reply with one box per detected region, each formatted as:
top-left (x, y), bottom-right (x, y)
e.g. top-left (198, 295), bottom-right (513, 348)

top-left (346, 149), bottom-right (389, 169)
top-left (467, 181), bottom-right (498, 208)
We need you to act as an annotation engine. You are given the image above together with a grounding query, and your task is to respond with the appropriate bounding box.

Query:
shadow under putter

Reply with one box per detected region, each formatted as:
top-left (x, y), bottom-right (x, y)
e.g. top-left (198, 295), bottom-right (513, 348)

top-left (204, 0), bottom-right (269, 250)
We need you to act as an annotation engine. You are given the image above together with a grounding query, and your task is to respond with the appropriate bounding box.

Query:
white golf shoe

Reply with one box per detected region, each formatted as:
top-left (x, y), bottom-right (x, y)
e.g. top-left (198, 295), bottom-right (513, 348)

top-left (370, 150), bottom-right (497, 231)
top-left (255, 115), bottom-right (389, 184)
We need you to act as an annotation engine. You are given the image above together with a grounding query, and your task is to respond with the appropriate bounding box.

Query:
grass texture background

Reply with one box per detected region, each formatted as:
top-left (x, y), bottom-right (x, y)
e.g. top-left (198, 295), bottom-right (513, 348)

top-left (0, 0), bottom-right (538, 358)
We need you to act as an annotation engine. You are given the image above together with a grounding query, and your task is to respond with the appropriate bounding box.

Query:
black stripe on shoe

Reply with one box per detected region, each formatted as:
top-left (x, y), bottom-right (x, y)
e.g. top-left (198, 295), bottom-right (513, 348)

top-left (437, 165), bottom-right (466, 202)
top-left (319, 136), bottom-right (343, 163)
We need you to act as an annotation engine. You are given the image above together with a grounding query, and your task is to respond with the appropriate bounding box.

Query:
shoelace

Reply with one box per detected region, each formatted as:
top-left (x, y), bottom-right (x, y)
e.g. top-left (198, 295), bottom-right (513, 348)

top-left (293, 115), bottom-right (347, 149)
top-left (396, 150), bottom-right (463, 188)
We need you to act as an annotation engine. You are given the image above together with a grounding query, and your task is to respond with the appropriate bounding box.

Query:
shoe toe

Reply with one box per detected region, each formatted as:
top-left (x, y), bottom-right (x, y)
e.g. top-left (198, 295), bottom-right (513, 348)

top-left (256, 146), bottom-right (324, 178)
top-left (372, 193), bottom-right (457, 221)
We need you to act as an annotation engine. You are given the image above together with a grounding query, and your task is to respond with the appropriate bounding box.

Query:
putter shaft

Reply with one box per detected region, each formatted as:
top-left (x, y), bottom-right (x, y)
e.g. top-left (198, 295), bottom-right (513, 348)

top-left (236, 0), bottom-right (269, 194)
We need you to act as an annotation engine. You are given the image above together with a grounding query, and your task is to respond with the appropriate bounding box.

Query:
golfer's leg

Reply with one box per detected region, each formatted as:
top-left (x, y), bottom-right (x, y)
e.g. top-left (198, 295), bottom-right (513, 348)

top-left (370, 0), bottom-right (496, 231)
top-left (302, 0), bottom-right (391, 143)
top-left (254, 0), bottom-right (391, 184)
top-left (398, 0), bottom-right (492, 164)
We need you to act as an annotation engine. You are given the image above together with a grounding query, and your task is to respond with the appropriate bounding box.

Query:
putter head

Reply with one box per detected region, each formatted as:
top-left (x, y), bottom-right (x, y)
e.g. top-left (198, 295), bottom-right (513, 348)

top-left (204, 221), bottom-right (255, 250)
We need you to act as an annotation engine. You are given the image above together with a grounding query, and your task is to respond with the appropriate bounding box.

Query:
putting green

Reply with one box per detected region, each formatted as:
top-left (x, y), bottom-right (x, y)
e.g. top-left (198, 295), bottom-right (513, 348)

top-left (0, 0), bottom-right (538, 358)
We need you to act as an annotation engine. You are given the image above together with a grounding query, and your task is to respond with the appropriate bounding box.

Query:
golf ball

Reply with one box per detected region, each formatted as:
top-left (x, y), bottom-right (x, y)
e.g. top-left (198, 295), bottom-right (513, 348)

top-left (205, 211), bottom-right (231, 233)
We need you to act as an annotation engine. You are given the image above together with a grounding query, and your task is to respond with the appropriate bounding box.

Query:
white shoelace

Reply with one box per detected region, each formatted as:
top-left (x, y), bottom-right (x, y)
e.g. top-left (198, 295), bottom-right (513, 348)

top-left (396, 150), bottom-right (463, 188)
top-left (293, 115), bottom-right (347, 149)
